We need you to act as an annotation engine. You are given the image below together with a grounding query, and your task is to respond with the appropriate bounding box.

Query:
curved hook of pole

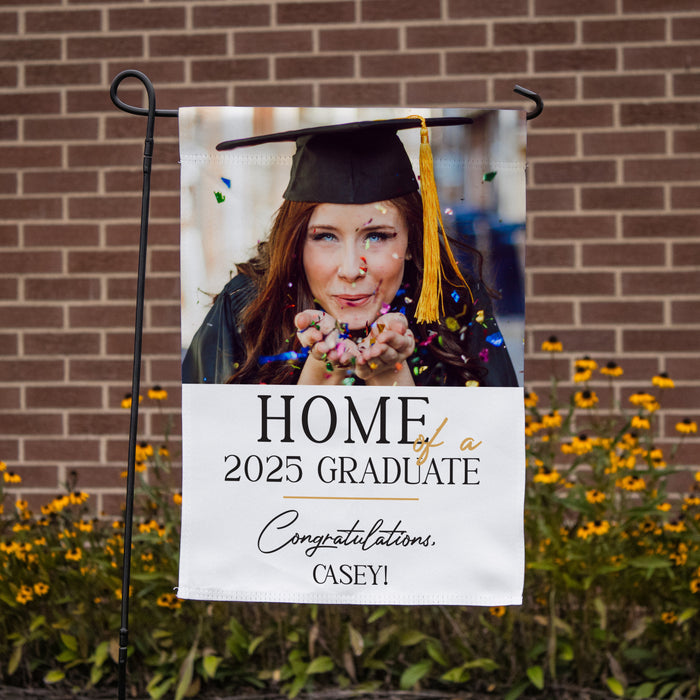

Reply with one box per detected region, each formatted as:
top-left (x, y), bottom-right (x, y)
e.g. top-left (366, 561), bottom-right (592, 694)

top-left (110, 69), bottom-right (178, 119)
top-left (513, 85), bottom-right (544, 120)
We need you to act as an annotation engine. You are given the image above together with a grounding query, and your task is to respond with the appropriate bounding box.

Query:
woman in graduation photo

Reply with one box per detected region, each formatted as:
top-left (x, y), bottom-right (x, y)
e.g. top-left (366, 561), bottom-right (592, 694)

top-left (181, 116), bottom-right (519, 388)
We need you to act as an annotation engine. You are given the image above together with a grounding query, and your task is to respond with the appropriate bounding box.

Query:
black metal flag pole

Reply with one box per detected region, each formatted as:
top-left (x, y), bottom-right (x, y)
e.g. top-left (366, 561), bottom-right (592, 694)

top-left (107, 71), bottom-right (542, 700)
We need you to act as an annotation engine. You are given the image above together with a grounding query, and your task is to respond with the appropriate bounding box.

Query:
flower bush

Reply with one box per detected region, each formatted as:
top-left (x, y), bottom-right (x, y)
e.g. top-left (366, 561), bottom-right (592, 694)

top-left (1, 363), bottom-right (699, 699)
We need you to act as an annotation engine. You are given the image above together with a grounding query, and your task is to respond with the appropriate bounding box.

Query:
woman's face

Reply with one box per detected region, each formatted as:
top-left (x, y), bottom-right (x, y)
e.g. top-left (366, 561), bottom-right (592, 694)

top-left (302, 201), bottom-right (409, 330)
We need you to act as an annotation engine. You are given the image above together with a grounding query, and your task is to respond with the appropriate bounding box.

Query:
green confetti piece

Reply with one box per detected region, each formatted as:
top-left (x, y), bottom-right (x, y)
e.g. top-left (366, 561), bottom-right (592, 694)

top-left (214, 191), bottom-right (226, 203)
top-left (482, 171), bottom-right (497, 182)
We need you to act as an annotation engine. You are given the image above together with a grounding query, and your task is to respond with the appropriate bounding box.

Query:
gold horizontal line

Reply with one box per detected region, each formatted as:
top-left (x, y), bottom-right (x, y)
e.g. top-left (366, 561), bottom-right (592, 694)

top-left (283, 496), bottom-right (419, 501)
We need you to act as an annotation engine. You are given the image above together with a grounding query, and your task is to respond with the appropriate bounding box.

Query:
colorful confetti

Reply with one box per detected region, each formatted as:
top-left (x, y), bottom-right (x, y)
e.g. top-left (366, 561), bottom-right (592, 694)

top-left (214, 191), bottom-right (225, 203)
top-left (482, 171), bottom-right (497, 182)
top-left (258, 348), bottom-right (309, 365)
top-left (221, 177), bottom-right (231, 188)
top-left (486, 332), bottom-right (504, 347)
top-left (451, 290), bottom-right (460, 303)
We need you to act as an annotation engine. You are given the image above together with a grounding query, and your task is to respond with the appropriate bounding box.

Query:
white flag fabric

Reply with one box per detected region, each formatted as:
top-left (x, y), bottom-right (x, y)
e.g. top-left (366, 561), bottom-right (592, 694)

top-left (177, 107), bottom-right (527, 605)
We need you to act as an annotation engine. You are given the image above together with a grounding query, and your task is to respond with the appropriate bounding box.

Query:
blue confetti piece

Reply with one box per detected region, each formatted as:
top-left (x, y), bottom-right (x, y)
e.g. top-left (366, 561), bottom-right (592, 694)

top-left (486, 332), bottom-right (504, 347)
top-left (258, 347), bottom-right (310, 365)
top-left (221, 177), bottom-right (231, 188)
top-left (451, 290), bottom-right (460, 302)
top-left (399, 306), bottom-right (406, 315)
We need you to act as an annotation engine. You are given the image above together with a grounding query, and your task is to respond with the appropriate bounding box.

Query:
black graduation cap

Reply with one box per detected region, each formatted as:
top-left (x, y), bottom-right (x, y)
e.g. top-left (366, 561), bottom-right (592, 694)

top-left (215, 116), bottom-right (473, 204)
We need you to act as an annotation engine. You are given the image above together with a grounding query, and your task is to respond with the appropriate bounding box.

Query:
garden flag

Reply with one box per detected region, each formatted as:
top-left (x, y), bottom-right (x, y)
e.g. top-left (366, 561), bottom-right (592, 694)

top-left (177, 107), bottom-right (527, 605)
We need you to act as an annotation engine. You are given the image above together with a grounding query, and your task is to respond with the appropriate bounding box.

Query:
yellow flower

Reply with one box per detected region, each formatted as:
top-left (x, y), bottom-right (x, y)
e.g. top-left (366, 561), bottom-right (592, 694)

top-left (157, 592), bottom-right (182, 609)
top-left (0, 460), bottom-right (6, 471)
top-left (525, 420), bottom-right (543, 436)
top-left (676, 418), bottom-right (698, 434)
top-left (173, 493), bottom-right (182, 506)
top-left (158, 445), bottom-right (169, 458)
top-left (121, 393), bottom-right (142, 409)
top-left (135, 442), bottom-right (154, 462)
top-left (576, 356), bottom-right (598, 371)
top-left (524, 391), bottom-right (538, 408)
top-left (489, 605), bottom-right (506, 617)
top-left (652, 373), bottom-right (674, 389)
top-left (3, 471), bottom-right (21, 484)
top-left (682, 496), bottom-right (700, 510)
top-left (573, 367), bottom-right (592, 383)
top-left (574, 390), bottom-right (598, 409)
top-left (592, 520), bottom-right (610, 535)
top-left (148, 385), bottom-right (168, 401)
top-left (600, 361), bottom-right (623, 377)
top-left (664, 520), bottom-right (686, 534)
top-left (661, 612), bottom-right (677, 625)
top-left (576, 522), bottom-right (595, 540)
top-left (586, 489), bottom-right (605, 504)
top-left (533, 468), bottom-right (560, 484)
top-left (541, 336), bottom-right (563, 352)
top-left (16, 585), bottom-right (34, 605)
top-left (616, 475), bottom-right (646, 491)
top-left (691, 579), bottom-right (700, 594)
top-left (629, 392), bottom-right (656, 408)
top-left (33, 582), bottom-right (49, 596)
top-left (69, 491), bottom-right (89, 505)
top-left (542, 411), bottom-right (562, 428)
top-left (562, 434), bottom-right (594, 456)
top-left (631, 416), bottom-right (650, 430)
top-left (65, 547), bottom-right (83, 562)
top-left (135, 462), bottom-right (147, 473)
top-left (15, 499), bottom-right (29, 512)
top-left (656, 503), bottom-right (671, 512)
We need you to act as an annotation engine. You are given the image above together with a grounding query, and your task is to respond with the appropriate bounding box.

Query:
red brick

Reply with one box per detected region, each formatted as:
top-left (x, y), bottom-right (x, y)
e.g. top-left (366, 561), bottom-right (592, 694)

top-left (623, 0), bottom-right (700, 12)
top-left (69, 197), bottom-right (142, 221)
top-left (0, 119), bottom-right (17, 140)
top-left (0, 38), bottom-right (60, 60)
top-left (623, 215), bottom-right (698, 238)
top-left (25, 63), bottom-right (102, 87)
top-left (278, 1), bottom-right (355, 24)
top-left (450, 0), bottom-right (527, 17)
top-left (0, 387), bottom-right (19, 409)
top-left (526, 243), bottom-right (575, 267)
top-left (533, 272), bottom-right (616, 297)
top-left (150, 33), bottom-right (228, 57)
top-left (671, 300), bottom-right (700, 324)
top-left (0, 224), bottom-right (18, 246)
top-left (0, 278), bottom-right (17, 300)
top-left (69, 360), bottom-right (133, 382)
top-left (0, 12), bottom-right (18, 33)
top-left (0, 251), bottom-right (62, 274)
top-left (0, 306), bottom-right (63, 328)
top-left (405, 24), bottom-right (485, 48)
top-left (5, 468), bottom-right (60, 491)
top-left (107, 61), bottom-right (186, 86)
top-left (622, 271), bottom-right (700, 295)
top-left (447, 50), bottom-right (527, 74)
top-left (0, 332), bottom-right (17, 354)
top-left (582, 242), bottom-right (666, 267)
top-left (533, 104), bottom-right (614, 129)
top-left (535, 48), bottom-right (617, 72)
top-left (68, 35), bottom-right (143, 59)
top-left (527, 188), bottom-right (575, 212)
top-left (581, 186), bottom-right (664, 211)
top-left (109, 276), bottom-right (179, 300)
top-left (671, 186), bottom-right (700, 208)
top-left (534, 160), bottom-right (616, 185)
top-left (26, 9), bottom-right (101, 32)
top-left (495, 21), bottom-right (575, 45)
top-left (24, 117), bottom-right (99, 141)
top-left (0, 66), bottom-right (17, 87)
top-left (0, 172), bottom-right (16, 194)
top-left (626, 45), bottom-right (700, 71)
top-left (525, 300), bottom-right (574, 325)
top-left (68, 143), bottom-right (143, 168)
top-left (25, 277), bottom-right (102, 301)
top-left (66, 89), bottom-right (117, 114)
top-left (24, 170), bottom-right (99, 195)
top-left (68, 250), bottom-right (138, 274)
top-left (149, 303), bottom-right (180, 328)
top-left (406, 79), bottom-right (488, 105)
top-left (107, 222), bottom-right (179, 247)
top-left (320, 28), bottom-right (399, 51)
top-left (0, 145), bottom-right (61, 169)
top-left (0, 92), bottom-right (60, 116)
top-left (580, 301), bottom-right (664, 325)
top-left (191, 58), bottom-right (269, 83)
top-left (674, 130), bottom-right (700, 153)
top-left (583, 74), bottom-right (666, 99)
top-left (536, 0), bottom-right (615, 14)
top-left (25, 439), bottom-right (101, 462)
top-left (0, 360), bottom-right (64, 382)
top-left (106, 331), bottom-right (180, 356)
top-left (25, 332), bottom-right (101, 356)
top-left (109, 7), bottom-right (185, 30)
top-left (278, 55), bottom-right (354, 80)
top-left (621, 102), bottom-right (699, 126)
top-left (25, 224), bottom-right (99, 247)
top-left (528, 133), bottom-right (577, 158)
top-left (623, 329), bottom-right (700, 354)
top-left (69, 412), bottom-right (130, 436)
top-left (193, 4), bottom-right (270, 28)
top-left (672, 242), bottom-right (700, 267)
top-left (361, 53), bottom-right (439, 78)
top-left (234, 30), bottom-right (312, 54)
top-left (625, 157), bottom-right (700, 183)
top-left (71, 466), bottom-right (132, 489)
top-left (0, 198), bottom-right (63, 220)
top-left (148, 194), bottom-right (180, 221)
top-left (25, 386), bottom-right (102, 409)
top-left (70, 305), bottom-right (135, 329)
top-left (363, 0), bottom-right (441, 20)
top-left (319, 82), bottom-right (400, 106)
top-left (674, 73), bottom-right (700, 97)
top-left (584, 131), bottom-right (666, 156)
top-left (583, 19), bottom-right (665, 43)
top-left (672, 16), bottom-right (700, 40)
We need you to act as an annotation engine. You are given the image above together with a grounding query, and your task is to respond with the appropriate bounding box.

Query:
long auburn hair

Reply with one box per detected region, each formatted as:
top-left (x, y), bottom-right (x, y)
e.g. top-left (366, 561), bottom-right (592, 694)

top-left (231, 191), bottom-right (491, 384)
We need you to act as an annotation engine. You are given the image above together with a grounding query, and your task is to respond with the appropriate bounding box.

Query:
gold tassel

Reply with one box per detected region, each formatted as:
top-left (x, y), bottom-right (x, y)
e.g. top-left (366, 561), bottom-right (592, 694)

top-left (407, 115), bottom-right (471, 324)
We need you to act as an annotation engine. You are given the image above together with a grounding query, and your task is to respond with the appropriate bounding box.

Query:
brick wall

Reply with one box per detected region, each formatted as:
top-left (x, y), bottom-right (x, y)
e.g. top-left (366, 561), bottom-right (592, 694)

top-left (1, 0), bottom-right (698, 515)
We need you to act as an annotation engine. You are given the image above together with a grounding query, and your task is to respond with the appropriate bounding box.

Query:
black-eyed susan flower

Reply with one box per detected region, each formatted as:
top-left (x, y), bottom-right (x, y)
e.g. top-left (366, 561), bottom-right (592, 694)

top-left (156, 592), bottom-right (182, 609)
top-left (676, 418), bottom-right (698, 434)
top-left (3, 471), bottom-right (21, 484)
top-left (600, 361), bottom-right (623, 377)
top-left (577, 356), bottom-right (598, 371)
top-left (16, 585), bottom-right (33, 605)
top-left (148, 385), bottom-right (168, 401)
top-left (562, 434), bottom-right (594, 456)
top-left (574, 390), bottom-right (599, 409)
top-left (0, 460), bottom-right (6, 472)
top-left (630, 415), bottom-right (651, 430)
top-left (656, 502), bottom-right (671, 512)
top-left (173, 493), bottom-right (182, 506)
top-left (576, 521), bottom-right (596, 540)
top-left (664, 519), bottom-right (686, 534)
top-left (525, 419), bottom-right (544, 436)
top-left (682, 496), bottom-right (700, 510)
top-left (121, 393), bottom-right (142, 409)
top-left (652, 372), bottom-right (674, 389)
top-left (489, 605), bottom-right (506, 617)
top-left (135, 442), bottom-right (154, 462)
top-left (534, 467), bottom-right (560, 484)
top-left (158, 445), bottom-right (169, 458)
top-left (586, 489), bottom-right (606, 504)
top-left (591, 520), bottom-right (610, 536)
top-left (135, 462), bottom-right (147, 473)
top-left (65, 547), bottom-right (83, 562)
top-left (524, 390), bottom-right (538, 408)
top-left (573, 366), bottom-right (592, 383)
top-left (616, 475), bottom-right (646, 491)
top-left (542, 411), bottom-right (562, 429)
top-left (690, 579), bottom-right (700, 594)
top-left (629, 392), bottom-right (658, 411)
top-left (541, 336), bottom-right (563, 352)
top-left (69, 491), bottom-right (89, 506)
top-left (33, 582), bottom-right (49, 596)
top-left (661, 612), bottom-right (677, 624)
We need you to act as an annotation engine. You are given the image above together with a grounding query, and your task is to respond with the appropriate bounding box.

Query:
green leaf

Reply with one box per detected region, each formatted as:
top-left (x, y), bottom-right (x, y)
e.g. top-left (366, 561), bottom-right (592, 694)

top-left (606, 677), bottom-right (625, 697)
top-left (202, 654), bottom-right (222, 679)
top-left (441, 666), bottom-right (470, 683)
top-left (92, 640), bottom-right (110, 668)
top-left (628, 556), bottom-right (671, 569)
top-left (248, 635), bottom-right (266, 656)
top-left (55, 649), bottom-right (79, 663)
top-left (60, 633), bottom-right (78, 651)
top-left (503, 679), bottom-right (531, 700)
top-left (307, 655), bottom-right (334, 675)
top-left (174, 642), bottom-right (197, 700)
top-left (631, 681), bottom-right (656, 698)
top-left (44, 669), bottom-right (65, 684)
top-left (367, 606), bottom-right (388, 623)
top-left (399, 629), bottom-right (427, 646)
top-left (399, 660), bottom-right (432, 690)
top-left (676, 608), bottom-right (697, 625)
top-left (425, 639), bottom-right (449, 667)
top-left (8, 643), bottom-right (23, 676)
top-left (287, 673), bottom-right (307, 699)
top-left (30, 615), bottom-right (46, 632)
top-left (147, 674), bottom-right (176, 700)
top-left (348, 625), bottom-right (364, 656)
top-left (463, 657), bottom-right (499, 672)
top-left (526, 665), bottom-right (544, 690)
